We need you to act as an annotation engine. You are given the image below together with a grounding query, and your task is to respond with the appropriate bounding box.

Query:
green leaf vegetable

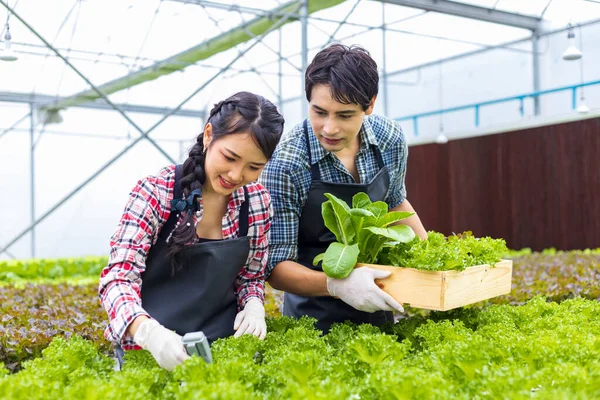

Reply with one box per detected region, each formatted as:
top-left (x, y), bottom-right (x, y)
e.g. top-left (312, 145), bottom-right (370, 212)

top-left (1, 298), bottom-right (599, 399)
top-left (313, 193), bottom-right (416, 279)
top-left (379, 231), bottom-right (509, 271)
top-left (0, 256), bottom-right (107, 282)
top-left (313, 191), bottom-right (508, 276)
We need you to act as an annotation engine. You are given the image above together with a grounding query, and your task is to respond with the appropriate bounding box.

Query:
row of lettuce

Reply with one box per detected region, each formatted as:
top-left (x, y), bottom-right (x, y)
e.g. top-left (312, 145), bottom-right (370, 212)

top-left (0, 245), bottom-right (600, 284)
top-left (1, 297), bottom-right (599, 399)
top-left (0, 256), bottom-right (107, 283)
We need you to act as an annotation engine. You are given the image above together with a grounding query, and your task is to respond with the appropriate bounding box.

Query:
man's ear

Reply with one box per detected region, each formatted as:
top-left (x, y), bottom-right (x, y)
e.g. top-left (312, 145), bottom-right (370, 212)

top-left (203, 123), bottom-right (213, 150)
top-left (365, 96), bottom-right (377, 115)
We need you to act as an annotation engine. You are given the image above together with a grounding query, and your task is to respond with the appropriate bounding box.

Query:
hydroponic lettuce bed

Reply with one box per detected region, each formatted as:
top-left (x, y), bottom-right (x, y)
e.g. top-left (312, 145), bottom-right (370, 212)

top-left (1, 251), bottom-right (599, 373)
top-left (0, 283), bottom-right (109, 372)
top-left (0, 251), bottom-right (599, 399)
top-left (1, 297), bottom-right (599, 399)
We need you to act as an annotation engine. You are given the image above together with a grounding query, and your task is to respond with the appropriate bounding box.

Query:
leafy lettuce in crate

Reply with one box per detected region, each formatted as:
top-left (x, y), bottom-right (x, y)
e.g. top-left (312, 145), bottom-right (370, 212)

top-left (313, 193), bottom-right (416, 279)
top-left (379, 231), bottom-right (508, 272)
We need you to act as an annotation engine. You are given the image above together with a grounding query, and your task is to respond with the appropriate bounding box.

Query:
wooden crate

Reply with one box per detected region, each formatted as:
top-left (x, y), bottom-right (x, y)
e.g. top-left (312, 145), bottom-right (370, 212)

top-left (355, 259), bottom-right (513, 311)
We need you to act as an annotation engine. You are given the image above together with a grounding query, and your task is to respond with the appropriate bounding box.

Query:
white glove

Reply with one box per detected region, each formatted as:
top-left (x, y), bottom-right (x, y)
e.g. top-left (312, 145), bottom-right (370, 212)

top-left (327, 267), bottom-right (405, 313)
top-left (233, 298), bottom-right (267, 339)
top-left (133, 319), bottom-right (190, 371)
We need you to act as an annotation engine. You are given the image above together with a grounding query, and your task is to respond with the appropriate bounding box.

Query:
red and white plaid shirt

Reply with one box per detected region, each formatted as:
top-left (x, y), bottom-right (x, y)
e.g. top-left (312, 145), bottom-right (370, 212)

top-left (98, 165), bottom-right (272, 349)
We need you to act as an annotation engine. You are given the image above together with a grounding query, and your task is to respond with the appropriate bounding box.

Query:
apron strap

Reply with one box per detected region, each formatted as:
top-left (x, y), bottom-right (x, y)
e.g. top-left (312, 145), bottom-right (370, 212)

top-left (159, 164), bottom-right (184, 240)
top-left (238, 186), bottom-right (249, 237)
top-left (303, 119), bottom-right (322, 181)
top-left (374, 146), bottom-right (385, 170)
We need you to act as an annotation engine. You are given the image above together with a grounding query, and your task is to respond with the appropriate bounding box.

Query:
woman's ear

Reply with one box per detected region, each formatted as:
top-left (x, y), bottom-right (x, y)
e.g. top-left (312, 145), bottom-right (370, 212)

top-left (203, 123), bottom-right (213, 151)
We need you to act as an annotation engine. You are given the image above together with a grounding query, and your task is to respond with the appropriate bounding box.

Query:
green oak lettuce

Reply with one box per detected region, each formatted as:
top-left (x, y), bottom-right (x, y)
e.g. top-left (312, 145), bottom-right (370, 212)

top-left (379, 231), bottom-right (508, 271)
top-left (1, 298), bottom-right (599, 399)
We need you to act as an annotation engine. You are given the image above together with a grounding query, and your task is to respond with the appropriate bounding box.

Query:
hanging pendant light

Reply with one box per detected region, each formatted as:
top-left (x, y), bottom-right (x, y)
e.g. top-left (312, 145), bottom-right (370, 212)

top-left (575, 26), bottom-right (588, 114)
top-left (435, 133), bottom-right (448, 144)
top-left (0, 22), bottom-right (18, 62)
top-left (577, 101), bottom-right (590, 114)
top-left (436, 122), bottom-right (448, 144)
top-left (562, 23), bottom-right (582, 61)
top-left (577, 90), bottom-right (590, 114)
top-left (436, 62), bottom-right (448, 144)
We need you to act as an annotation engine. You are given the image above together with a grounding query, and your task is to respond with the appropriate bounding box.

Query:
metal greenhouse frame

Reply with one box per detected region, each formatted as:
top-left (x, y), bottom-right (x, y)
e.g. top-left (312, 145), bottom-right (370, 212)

top-left (0, 0), bottom-right (598, 258)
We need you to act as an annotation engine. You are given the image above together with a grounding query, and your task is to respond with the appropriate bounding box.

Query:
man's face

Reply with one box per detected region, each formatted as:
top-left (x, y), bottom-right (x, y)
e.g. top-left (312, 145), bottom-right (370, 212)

top-left (203, 131), bottom-right (267, 195)
top-left (308, 84), bottom-right (375, 154)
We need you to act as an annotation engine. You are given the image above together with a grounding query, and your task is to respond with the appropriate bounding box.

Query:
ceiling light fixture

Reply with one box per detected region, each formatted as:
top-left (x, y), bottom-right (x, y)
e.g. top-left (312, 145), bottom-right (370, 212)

top-left (435, 132), bottom-right (449, 144)
top-left (0, 24), bottom-right (17, 61)
top-left (0, 3), bottom-right (18, 62)
top-left (562, 23), bottom-right (582, 61)
top-left (577, 99), bottom-right (590, 114)
top-left (576, 25), bottom-right (589, 114)
top-left (436, 61), bottom-right (448, 145)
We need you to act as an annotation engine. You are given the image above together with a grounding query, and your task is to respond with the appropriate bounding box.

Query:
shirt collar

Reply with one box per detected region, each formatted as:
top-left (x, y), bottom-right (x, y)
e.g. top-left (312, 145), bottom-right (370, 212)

top-left (227, 186), bottom-right (246, 212)
top-left (306, 117), bottom-right (379, 165)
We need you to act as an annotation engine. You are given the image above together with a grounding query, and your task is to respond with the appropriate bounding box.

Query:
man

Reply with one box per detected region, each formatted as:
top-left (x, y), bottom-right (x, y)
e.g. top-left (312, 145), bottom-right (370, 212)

top-left (259, 44), bottom-right (427, 333)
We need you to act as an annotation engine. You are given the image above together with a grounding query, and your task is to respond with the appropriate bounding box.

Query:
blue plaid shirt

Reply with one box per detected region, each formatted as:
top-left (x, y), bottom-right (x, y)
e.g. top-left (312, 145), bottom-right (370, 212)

top-left (259, 114), bottom-right (408, 277)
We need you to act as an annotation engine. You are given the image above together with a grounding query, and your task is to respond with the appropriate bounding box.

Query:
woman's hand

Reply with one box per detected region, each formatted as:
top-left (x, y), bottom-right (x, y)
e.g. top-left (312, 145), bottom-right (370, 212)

top-left (133, 319), bottom-right (190, 371)
top-left (233, 298), bottom-right (267, 339)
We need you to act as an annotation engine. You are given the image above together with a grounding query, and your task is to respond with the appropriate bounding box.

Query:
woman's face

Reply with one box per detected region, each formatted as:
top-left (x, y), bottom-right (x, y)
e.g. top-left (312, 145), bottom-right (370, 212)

top-left (202, 127), bottom-right (268, 196)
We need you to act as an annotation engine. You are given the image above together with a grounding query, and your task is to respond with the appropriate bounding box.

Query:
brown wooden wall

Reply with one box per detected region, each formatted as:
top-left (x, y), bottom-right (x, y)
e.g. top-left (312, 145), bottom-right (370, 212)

top-left (405, 117), bottom-right (600, 251)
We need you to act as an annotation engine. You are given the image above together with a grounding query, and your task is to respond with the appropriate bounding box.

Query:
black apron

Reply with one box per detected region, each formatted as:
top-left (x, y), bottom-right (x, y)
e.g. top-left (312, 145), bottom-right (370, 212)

top-left (140, 164), bottom-right (250, 342)
top-left (283, 120), bottom-right (394, 333)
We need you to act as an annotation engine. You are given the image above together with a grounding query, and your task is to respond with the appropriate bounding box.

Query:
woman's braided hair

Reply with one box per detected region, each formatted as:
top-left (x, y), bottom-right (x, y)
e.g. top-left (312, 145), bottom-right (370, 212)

top-left (166, 91), bottom-right (284, 268)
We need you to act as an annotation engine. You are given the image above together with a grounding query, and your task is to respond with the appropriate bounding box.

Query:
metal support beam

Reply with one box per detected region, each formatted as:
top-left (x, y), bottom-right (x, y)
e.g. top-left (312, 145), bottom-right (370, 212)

top-left (235, 25), bottom-right (301, 72)
top-left (178, 140), bottom-right (187, 163)
top-left (278, 28), bottom-right (283, 112)
top-left (40, 0), bottom-right (345, 113)
top-left (253, 10), bottom-right (537, 76)
top-left (0, 0), bottom-right (176, 166)
top-left (300, 0), bottom-right (309, 119)
top-left (0, 2), bottom-right (302, 257)
top-left (320, 0), bottom-right (361, 50)
top-left (377, 0), bottom-right (540, 31)
top-left (168, 0), bottom-right (303, 19)
top-left (196, 4), bottom-right (293, 100)
top-left (0, 112), bottom-right (29, 142)
top-left (29, 105), bottom-right (35, 258)
top-left (532, 32), bottom-right (541, 115)
top-left (386, 18), bottom-right (600, 80)
top-left (0, 91), bottom-right (205, 119)
top-left (382, 3), bottom-right (389, 116)
top-left (3, 126), bottom-right (188, 142)
top-left (11, 40), bottom-right (297, 77)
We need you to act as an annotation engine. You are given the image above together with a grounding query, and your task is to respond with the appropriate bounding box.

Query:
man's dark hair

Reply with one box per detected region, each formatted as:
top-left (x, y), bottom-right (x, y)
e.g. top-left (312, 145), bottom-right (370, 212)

top-left (305, 44), bottom-right (379, 111)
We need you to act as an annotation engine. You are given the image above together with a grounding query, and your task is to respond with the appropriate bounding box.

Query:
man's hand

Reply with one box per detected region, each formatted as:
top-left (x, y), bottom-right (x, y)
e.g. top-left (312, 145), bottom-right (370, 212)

top-left (133, 319), bottom-right (190, 371)
top-left (233, 298), bottom-right (267, 339)
top-left (327, 267), bottom-right (405, 313)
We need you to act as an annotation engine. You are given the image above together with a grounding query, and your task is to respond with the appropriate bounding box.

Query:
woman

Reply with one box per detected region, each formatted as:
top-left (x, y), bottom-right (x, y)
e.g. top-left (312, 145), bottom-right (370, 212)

top-left (99, 91), bottom-right (285, 371)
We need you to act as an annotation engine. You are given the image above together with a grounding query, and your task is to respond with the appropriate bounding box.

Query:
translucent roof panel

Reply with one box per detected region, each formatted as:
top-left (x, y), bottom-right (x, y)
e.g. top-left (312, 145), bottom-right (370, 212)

top-left (450, 0), bottom-right (600, 26)
top-left (2, 0), bottom-right (600, 260)
top-left (1, 0), bottom-right (599, 113)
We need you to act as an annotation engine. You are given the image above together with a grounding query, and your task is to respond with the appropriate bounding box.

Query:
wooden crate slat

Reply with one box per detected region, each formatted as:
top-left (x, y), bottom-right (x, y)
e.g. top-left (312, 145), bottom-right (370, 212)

top-left (356, 260), bottom-right (513, 311)
top-left (442, 260), bottom-right (513, 310)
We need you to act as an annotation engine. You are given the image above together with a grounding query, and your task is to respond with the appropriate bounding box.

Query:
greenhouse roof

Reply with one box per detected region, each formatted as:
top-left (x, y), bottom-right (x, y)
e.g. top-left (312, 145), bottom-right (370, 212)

top-left (1, 0), bottom-right (599, 115)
